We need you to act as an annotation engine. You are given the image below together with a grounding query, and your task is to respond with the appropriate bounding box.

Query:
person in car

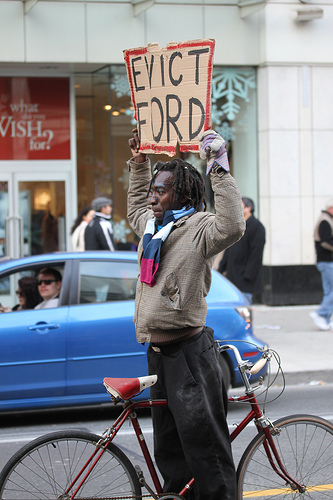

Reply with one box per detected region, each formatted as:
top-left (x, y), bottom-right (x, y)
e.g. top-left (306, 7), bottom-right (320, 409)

top-left (35, 268), bottom-right (62, 309)
top-left (14, 276), bottom-right (42, 310)
top-left (127, 128), bottom-right (245, 500)
top-left (0, 276), bottom-right (42, 312)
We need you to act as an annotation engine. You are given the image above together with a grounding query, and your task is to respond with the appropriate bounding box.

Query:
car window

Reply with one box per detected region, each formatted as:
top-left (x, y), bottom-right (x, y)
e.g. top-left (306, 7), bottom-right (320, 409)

top-left (79, 260), bottom-right (138, 304)
top-left (0, 264), bottom-right (65, 312)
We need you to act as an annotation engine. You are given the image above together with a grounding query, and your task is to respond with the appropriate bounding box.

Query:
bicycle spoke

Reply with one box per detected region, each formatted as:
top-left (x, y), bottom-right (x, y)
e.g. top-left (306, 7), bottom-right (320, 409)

top-left (237, 415), bottom-right (333, 499)
top-left (0, 431), bottom-right (141, 500)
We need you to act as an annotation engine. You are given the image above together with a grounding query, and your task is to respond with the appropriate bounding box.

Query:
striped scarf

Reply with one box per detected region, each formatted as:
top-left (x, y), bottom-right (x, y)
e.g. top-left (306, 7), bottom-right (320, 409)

top-left (141, 206), bottom-right (196, 287)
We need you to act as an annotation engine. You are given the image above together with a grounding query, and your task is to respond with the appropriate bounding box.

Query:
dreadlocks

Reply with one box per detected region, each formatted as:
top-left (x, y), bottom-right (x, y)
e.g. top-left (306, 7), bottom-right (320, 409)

top-left (149, 158), bottom-right (207, 212)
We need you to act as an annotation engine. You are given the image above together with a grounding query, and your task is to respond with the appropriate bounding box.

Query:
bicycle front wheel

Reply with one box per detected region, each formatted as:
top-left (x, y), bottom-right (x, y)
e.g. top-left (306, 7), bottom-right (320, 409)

top-left (0, 429), bottom-right (142, 500)
top-left (237, 414), bottom-right (333, 499)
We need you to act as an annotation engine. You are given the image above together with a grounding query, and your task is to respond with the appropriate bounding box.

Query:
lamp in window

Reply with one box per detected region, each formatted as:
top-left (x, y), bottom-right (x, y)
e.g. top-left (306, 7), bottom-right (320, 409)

top-left (34, 189), bottom-right (51, 210)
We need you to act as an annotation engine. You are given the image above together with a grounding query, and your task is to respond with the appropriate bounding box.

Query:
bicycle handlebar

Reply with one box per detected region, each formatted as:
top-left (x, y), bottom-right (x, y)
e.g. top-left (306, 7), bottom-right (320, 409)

top-left (249, 356), bottom-right (269, 375)
top-left (216, 341), bottom-right (271, 391)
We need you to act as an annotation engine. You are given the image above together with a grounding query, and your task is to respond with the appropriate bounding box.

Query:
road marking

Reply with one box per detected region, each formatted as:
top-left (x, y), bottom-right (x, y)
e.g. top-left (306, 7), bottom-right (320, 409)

top-left (243, 484), bottom-right (333, 497)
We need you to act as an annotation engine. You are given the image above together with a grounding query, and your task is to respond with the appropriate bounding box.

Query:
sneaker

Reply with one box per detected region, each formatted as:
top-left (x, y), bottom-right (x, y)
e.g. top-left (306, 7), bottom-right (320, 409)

top-left (310, 311), bottom-right (330, 331)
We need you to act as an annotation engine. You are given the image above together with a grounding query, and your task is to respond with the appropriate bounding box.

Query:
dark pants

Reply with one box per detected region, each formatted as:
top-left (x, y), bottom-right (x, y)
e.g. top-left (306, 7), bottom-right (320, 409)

top-left (148, 327), bottom-right (236, 500)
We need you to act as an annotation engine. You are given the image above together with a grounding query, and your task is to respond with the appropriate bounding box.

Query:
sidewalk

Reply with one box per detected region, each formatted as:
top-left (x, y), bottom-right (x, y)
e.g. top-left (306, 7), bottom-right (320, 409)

top-left (251, 304), bottom-right (333, 385)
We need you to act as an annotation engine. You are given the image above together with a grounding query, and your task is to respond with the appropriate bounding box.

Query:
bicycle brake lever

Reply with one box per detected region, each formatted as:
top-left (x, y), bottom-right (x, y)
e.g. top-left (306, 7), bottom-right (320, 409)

top-left (250, 377), bottom-right (264, 391)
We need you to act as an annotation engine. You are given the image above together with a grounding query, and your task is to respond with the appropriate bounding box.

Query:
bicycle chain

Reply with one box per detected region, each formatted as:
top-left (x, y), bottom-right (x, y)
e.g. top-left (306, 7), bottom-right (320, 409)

top-left (77, 494), bottom-right (182, 500)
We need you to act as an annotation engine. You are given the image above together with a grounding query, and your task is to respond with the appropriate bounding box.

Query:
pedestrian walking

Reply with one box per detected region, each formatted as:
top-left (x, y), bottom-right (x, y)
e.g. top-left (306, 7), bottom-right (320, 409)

top-left (85, 197), bottom-right (116, 251)
top-left (310, 199), bottom-right (333, 331)
top-left (71, 206), bottom-right (95, 251)
top-left (218, 196), bottom-right (266, 304)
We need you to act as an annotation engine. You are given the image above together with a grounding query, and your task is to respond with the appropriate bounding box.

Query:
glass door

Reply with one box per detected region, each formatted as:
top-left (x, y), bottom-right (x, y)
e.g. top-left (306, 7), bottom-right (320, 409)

top-left (0, 176), bottom-right (12, 258)
top-left (18, 180), bottom-right (66, 255)
top-left (2, 174), bottom-right (68, 258)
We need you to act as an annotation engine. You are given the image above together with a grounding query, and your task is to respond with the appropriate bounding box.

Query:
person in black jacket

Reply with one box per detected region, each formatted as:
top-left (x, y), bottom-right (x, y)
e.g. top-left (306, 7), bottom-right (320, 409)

top-left (218, 197), bottom-right (266, 304)
top-left (85, 197), bottom-right (117, 251)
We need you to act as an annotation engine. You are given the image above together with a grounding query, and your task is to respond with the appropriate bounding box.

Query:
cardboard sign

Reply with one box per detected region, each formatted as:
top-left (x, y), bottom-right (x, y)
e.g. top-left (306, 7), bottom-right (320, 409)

top-left (0, 77), bottom-right (70, 160)
top-left (124, 39), bottom-right (215, 156)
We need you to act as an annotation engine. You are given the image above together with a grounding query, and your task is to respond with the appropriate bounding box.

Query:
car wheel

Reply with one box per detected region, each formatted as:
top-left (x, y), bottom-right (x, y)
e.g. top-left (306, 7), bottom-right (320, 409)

top-left (219, 354), bottom-right (231, 390)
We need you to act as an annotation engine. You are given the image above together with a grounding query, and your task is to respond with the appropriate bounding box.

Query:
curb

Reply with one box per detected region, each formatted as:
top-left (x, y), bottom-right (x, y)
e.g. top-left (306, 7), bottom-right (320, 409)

top-left (274, 370), bottom-right (333, 386)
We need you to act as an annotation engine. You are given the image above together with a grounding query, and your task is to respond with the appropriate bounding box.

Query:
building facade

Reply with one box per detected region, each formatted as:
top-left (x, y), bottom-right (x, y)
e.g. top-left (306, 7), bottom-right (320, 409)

top-left (0, 0), bottom-right (332, 304)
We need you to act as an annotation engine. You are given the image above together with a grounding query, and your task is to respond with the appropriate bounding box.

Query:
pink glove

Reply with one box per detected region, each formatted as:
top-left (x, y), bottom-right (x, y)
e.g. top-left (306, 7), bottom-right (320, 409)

top-left (198, 129), bottom-right (230, 175)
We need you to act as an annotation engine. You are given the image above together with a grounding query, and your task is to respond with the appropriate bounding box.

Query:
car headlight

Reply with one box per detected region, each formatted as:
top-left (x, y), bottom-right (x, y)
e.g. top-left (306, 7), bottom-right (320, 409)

top-left (235, 306), bottom-right (252, 329)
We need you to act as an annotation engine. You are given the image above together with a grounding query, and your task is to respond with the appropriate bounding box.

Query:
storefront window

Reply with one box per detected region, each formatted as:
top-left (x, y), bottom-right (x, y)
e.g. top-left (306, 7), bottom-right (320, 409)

top-left (75, 66), bottom-right (257, 247)
top-left (0, 181), bottom-right (8, 257)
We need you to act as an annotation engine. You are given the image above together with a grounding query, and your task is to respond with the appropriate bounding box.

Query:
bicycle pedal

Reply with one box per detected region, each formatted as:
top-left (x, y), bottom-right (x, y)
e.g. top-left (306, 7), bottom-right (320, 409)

top-left (135, 465), bottom-right (159, 499)
top-left (135, 465), bottom-right (144, 479)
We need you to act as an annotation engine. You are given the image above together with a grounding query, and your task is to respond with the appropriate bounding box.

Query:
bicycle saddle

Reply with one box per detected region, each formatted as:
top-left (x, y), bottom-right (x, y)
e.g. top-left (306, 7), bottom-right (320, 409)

top-left (103, 375), bottom-right (158, 400)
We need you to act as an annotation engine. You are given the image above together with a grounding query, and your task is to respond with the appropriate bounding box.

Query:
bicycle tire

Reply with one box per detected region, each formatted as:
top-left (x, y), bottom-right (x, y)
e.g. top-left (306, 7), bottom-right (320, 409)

top-left (237, 414), bottom-right (333, 499)
top-left (0, 429), bottom-right (142, 500)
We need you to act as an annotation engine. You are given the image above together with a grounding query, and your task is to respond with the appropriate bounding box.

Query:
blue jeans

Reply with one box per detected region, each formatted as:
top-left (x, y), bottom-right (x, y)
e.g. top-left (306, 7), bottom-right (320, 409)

top-left (317, 261), bottom-right (333, 323)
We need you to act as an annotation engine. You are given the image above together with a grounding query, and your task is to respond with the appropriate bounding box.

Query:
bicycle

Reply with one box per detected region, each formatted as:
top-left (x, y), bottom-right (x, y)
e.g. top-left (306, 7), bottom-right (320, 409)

top-left (0, 341), bottom-right (333, 500)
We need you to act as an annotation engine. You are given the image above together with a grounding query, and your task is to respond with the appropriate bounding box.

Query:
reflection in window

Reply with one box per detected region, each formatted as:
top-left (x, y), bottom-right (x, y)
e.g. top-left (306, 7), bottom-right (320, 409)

top-left (79, 260), bottom-right (138, 304)
top-left (0, 181), bottom-right (8, 257)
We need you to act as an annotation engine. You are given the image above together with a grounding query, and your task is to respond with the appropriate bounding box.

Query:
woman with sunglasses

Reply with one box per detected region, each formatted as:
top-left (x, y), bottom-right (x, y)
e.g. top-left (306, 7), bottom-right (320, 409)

top-left (0, 276), bottom-right (42, 312)
top-left (34, 267), bottom-right (62, 309)
top-left (14, 276), bottom-right (42, 310)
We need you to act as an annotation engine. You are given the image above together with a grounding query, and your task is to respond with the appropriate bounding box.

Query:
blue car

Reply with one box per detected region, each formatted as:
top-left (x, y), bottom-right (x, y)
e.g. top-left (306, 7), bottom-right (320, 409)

top-left (0, 251), bottom-right (267, 412)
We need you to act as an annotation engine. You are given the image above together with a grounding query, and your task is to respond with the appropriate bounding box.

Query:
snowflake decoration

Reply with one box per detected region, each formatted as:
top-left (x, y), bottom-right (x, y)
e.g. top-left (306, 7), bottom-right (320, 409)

top-left (118, 167), bottom-right (129, 191)
top-left (212, 69), bottom-right (256, 121)
top-left (124, 107), bottom-right (136, 126)
top-left (114, 219), bottom-right (131, 243)
top-left (110, 75), bottom-right (131, 98)
top-left (211, 104), bottom-right (224, 126)
top-left (215, 122), bottom-right (235, 144)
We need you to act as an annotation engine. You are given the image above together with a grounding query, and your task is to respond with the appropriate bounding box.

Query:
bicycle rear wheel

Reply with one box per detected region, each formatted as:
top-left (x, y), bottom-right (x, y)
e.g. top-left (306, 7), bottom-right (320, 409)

top-left (237, 414), bottom-right (333, 499)
top-left (0, 429), bottom-right (142, 500)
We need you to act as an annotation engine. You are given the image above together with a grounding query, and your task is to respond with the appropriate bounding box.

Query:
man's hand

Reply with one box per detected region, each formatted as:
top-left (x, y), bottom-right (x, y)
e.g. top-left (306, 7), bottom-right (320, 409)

top-left (128, 128), bottom-right (148, 164)
top-left (198, 129), bottom-right (230, 175)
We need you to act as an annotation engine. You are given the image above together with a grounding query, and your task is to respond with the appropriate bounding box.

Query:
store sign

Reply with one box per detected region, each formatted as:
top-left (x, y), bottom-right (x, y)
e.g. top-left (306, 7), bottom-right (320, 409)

top-left (0, 77), bottom-right (70, 160)
top-left (124, 39), bottom-right (215, 156)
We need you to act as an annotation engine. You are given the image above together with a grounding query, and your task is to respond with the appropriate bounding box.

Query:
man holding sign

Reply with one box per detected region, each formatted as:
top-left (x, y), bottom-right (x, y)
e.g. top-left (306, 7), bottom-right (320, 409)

top-left (124, 39), bottom-right (215, 156)
top-left (127, 125), bottom-right (244, 499)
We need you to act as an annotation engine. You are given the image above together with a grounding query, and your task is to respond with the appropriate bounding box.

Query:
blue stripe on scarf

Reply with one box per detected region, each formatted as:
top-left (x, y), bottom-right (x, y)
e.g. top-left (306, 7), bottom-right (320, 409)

top-left (141, 206), bottom-right (196, 287)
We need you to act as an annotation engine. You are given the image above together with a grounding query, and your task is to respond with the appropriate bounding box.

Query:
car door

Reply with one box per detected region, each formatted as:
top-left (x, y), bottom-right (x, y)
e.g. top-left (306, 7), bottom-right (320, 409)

top-left (66, 258), bottom-right (147, 402)
top-left (0, 263), bottom-right (69, 410)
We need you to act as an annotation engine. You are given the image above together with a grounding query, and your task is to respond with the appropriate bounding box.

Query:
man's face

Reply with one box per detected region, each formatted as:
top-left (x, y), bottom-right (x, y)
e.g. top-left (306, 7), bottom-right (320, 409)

top-left (242, 201), bottom-right (252, 220)
top-left (37, 273), bottom-right (61, 301)
top-left (101, 204), bottom-right (112, 216)
top-left (149, 171), bottom-right (183, 224)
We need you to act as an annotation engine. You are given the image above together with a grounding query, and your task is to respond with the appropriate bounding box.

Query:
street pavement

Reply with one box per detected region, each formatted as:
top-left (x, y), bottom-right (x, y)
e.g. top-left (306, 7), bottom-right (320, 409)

top-left (251, 304), bottom-right (333, 386)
